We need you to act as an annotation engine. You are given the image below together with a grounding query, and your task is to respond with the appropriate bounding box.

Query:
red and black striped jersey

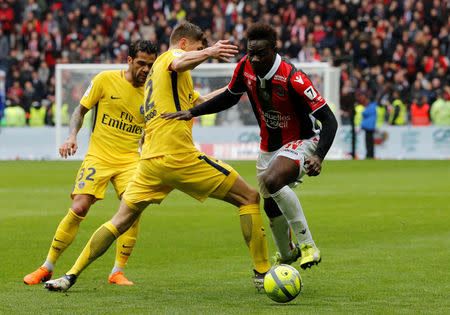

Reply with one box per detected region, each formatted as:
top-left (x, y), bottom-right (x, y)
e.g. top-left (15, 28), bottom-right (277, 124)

top-left (228, 55), bottom-right (327, 152)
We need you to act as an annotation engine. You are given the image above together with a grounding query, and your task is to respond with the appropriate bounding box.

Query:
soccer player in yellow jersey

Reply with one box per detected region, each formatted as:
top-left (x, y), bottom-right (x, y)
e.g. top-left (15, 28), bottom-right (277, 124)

top-left (44, 22), bottom-right (272, 292)
top-left (24, 40), bottom-right (157, 286)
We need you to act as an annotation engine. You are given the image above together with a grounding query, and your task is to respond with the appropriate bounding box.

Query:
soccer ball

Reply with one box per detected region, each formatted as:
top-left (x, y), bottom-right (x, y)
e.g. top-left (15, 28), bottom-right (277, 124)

top-left (263, 265), bottom-right (302, 303)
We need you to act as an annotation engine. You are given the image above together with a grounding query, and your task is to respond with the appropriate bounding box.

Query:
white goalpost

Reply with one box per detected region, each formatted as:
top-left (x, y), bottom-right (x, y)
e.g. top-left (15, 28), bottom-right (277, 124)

top-left (55, 62), bottom-right (342, 160)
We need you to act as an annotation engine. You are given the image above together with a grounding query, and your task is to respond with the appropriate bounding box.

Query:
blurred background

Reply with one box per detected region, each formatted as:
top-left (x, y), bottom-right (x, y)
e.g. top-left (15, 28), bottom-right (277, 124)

top-left (0, 0), bottom-right (449, 160)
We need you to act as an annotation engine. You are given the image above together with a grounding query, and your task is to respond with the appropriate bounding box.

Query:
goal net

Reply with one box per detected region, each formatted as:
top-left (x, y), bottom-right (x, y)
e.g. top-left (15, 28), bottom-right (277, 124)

top-left (55, 62), bottom-right (343, 160)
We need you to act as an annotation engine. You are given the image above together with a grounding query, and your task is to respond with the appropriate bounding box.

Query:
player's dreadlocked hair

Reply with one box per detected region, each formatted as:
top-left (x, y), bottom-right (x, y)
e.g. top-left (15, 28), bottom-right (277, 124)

top-left (247, 22), bottom-right (277, 49)
top-left (170, 22), bottom-right (206, 46)
top-left (128, 40), bottom-right (158, 59)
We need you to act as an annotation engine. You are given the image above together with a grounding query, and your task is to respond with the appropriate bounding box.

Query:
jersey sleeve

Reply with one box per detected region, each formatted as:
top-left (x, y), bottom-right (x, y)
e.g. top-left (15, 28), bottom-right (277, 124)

top-left (289, 71), bottom-right (326, 113)
top-left (227, 56), bottom-right (247, 95)
top-left (166, 49), bottom-right (184, 71)
top-left (80, 73), bottom-right (104, 110)
top-left (191, 89), bottom-right (200, 104)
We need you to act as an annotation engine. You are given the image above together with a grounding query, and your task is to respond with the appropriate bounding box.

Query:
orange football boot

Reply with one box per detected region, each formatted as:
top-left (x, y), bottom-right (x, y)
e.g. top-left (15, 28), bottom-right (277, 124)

top-left (24, 267), bottom-right (53, 285)
top-left (108, 271), bottom-right (134, 285)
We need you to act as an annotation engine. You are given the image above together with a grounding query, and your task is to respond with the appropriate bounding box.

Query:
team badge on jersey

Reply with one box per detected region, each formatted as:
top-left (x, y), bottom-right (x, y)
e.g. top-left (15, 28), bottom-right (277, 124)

top-left (140, 105), bottom-right (144, 115)
top-left (274, 84), bottom-right (286, 97)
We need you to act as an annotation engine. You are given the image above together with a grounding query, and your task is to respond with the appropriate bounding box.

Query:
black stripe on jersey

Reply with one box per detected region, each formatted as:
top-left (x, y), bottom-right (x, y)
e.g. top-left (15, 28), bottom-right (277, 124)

top-left (198, 155), bottom-right (230, 176)
top-left (170, 71), bottom-right (181, 111)
top-left (286, 69), bottom-right (319, 140)
top-left (255, 78), bottom-right (283, 151)
top-left (230, 56), bottom-right (248, 94)
top-left (91, 101), bottom-right (99, 132)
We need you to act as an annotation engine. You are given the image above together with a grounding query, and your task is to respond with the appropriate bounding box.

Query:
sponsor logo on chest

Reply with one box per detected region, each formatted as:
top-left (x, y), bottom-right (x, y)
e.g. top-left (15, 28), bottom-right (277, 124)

top-left (261, 109), bottom-right (291, 129)
top-left (274, 84), bottom-right (286, 97)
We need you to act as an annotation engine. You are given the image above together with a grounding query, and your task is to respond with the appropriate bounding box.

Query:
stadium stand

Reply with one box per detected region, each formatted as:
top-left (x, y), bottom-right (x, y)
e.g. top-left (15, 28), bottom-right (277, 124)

top-left (0, 0), bottom-right (448, 126)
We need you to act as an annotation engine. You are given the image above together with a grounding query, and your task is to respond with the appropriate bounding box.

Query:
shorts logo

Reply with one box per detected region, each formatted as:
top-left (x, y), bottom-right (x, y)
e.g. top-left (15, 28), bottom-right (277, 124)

top-left (140, 105), bottom-right (144, 115)
top-left (78, 181), bottom-right (85, 189)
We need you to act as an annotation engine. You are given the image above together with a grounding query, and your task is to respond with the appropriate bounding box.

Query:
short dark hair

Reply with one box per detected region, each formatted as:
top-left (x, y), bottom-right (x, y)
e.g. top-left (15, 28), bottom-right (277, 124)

top-left (247, 22), bottom-right (277, 49)
top-left (170, 22), bottom-right (205, 46)
top-left (128, 40), bottom-right (158, 59)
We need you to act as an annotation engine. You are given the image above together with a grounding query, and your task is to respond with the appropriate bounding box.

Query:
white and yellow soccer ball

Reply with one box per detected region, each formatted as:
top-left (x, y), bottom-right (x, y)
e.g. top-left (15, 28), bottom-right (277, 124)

top-left (263, 265), bottom-right (302, 303)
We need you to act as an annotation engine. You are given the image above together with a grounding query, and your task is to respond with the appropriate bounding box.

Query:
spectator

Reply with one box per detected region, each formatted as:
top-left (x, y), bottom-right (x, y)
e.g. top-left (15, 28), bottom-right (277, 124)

top-left (361, 100), bottom-right (377, 159)
top-left (30, 71), bottom-right (46, 101)
top-left (7, 81), bottom-right (23, 108)
top-left (0, 70), bottom-right (5, 124)
top-left (23, 80), bottom-right (38, 117)
top-left (42, 11), bottom-right (58, 36)
top-left (0, 2), bottom-right (14, 36)
top-left (430, 93), bottom-right (450, 126)
top-left (37, 61), bottom-right (50, 85)
top-left (389, 91), bottom-right (407, 126)
top-left (0, 29), bottom-right (9, 70)
top-left (0, 69), bottom-right (5, 100)
top-left (4, 101), bottom-right (26, 127)
top-left (411, 96), bottom-right (431, 126)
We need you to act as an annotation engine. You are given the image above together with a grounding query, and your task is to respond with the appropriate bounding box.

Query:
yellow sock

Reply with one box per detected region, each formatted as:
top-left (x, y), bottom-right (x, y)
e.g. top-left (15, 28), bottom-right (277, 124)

top-left (115, 215), bottom-right (141, 269)
top-left (239, 204), bottom-right (271, 274)
top-left (67, 221), bottom-right (120, 276)
top-left (46, 209), bottom-right (84, 264)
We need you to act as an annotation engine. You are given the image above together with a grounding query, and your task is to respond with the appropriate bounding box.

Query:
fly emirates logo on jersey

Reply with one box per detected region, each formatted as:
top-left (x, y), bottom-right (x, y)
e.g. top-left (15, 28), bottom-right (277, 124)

top-left (101, 111), bottom-right (143, 135)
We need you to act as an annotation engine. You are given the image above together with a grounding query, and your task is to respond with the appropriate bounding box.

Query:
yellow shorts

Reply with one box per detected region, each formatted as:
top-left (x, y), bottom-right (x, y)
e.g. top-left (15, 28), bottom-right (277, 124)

top-left (71, 155), bottom-right (138, 200)
top-left (123, 151), bottom-right (239, 208)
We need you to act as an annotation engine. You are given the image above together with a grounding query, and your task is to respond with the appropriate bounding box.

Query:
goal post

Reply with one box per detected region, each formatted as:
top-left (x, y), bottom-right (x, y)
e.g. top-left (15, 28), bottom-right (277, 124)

top-left (55, 62), bottom-right (342, 160)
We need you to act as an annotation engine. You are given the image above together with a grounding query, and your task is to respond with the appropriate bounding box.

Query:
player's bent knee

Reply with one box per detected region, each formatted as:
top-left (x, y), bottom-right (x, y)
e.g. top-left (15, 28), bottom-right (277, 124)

top-left (111, 200), bottom-right (144, 234)
top-left (263, 173), bottom-right (288, 195)
top-left (223, 177), bottom-right (260, 207)
top-left (71, 195), bottom-right (95, 217)
top-left (237, 185), bottom-right (260, 206)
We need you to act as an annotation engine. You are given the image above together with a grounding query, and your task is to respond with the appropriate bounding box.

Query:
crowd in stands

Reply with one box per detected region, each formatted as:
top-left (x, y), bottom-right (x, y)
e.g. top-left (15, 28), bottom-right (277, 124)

top-left (0, 0), bottom-right (449, 127)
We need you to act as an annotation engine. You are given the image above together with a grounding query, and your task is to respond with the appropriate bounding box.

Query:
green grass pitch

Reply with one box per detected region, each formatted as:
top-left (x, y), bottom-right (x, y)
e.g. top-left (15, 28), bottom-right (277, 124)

top-left (0, 160), bottom-right (448, 314)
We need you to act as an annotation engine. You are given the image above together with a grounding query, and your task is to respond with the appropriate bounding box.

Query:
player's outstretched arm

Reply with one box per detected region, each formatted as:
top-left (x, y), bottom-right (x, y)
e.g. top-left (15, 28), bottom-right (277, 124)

top-left (305, 105), bottom-right (338, 176)
top-left (170, 40), bottom-right (238, 73)
top-left (194, 86), bottom-right (228, 105)
top-left (161, 89), bottom-right (242, 120)
top-left (59, 104), bottom-right (89, 159)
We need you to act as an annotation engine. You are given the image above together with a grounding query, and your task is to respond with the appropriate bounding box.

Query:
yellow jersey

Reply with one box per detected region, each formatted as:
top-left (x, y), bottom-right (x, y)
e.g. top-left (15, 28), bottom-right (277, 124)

top-left (141, 49), bottom-right (200, 159)
top-left (80, 70), bottom-right (145, 165)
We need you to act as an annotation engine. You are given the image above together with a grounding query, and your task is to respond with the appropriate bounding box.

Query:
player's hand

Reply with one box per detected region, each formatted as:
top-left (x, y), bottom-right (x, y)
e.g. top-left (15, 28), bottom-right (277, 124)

top-left (304, 154), bottom-right (323, 176)
top-left (59, 135), bottom-right (78, 159)
top-left (160, 111), bottom-right (193, 121)
top-left (206, 40), bottom-right (238, 63)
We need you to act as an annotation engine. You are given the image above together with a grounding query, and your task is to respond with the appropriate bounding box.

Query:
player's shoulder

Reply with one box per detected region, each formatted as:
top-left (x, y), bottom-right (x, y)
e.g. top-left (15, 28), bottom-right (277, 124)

top-left (234, 55), bottom-right (251, 75)
top-left (237, 55), bottom-right (249, 67)
top-left (94, 70), bottom-right (121, 82)
top-left (288, 68), bottom-right (313, 91)
top-left (159, 49), bottom-right (184, 61)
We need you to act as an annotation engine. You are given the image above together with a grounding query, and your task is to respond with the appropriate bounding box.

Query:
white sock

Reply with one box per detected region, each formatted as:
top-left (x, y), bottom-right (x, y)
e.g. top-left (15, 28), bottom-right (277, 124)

top-left (269, 215), bottom-right (295, 260)
top-left (42, 261), bottom-right (54, 272)
top-left (111, 265), bottom-right (123, 275)
top-left (270, 186), bottom-right (315, 247)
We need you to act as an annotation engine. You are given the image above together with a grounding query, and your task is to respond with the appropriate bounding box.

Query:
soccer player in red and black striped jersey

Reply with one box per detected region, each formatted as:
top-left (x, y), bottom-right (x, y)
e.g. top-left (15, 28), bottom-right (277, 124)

top-left (162, 22), bottom-right (338, 270)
